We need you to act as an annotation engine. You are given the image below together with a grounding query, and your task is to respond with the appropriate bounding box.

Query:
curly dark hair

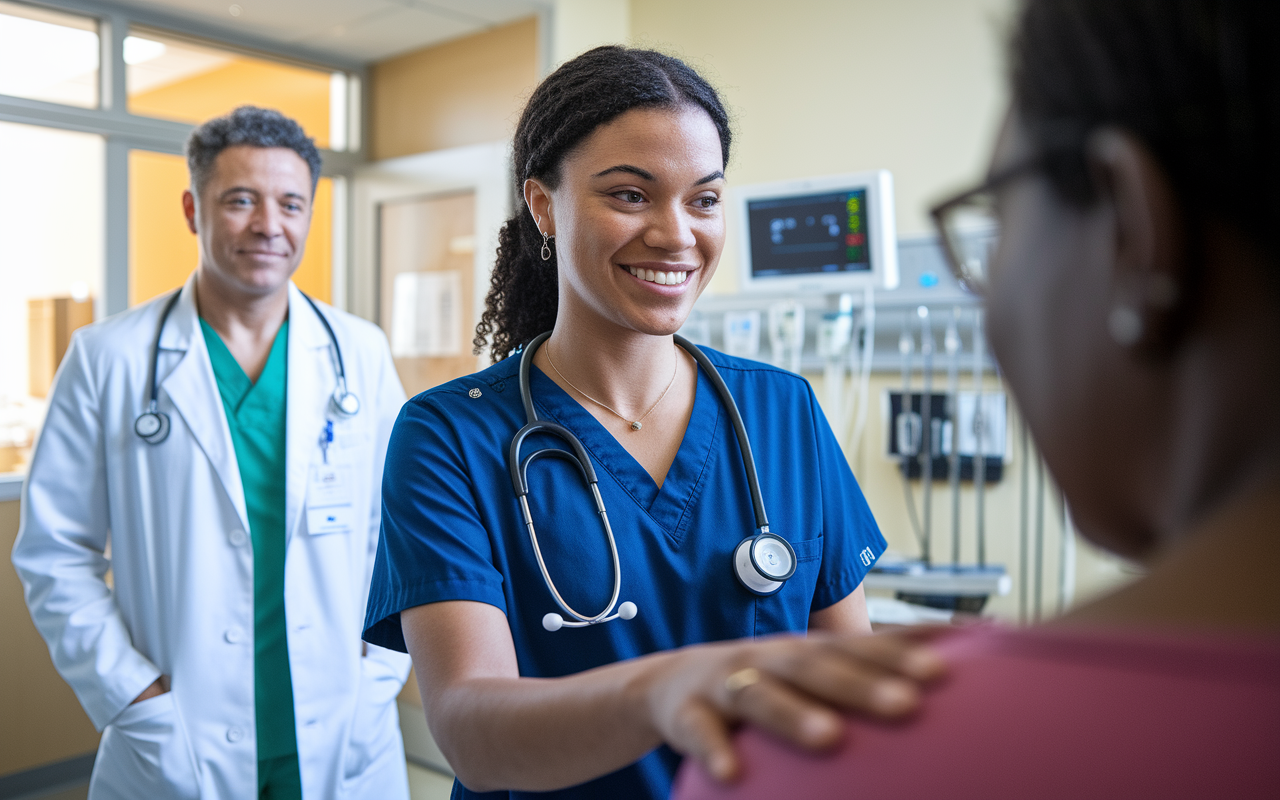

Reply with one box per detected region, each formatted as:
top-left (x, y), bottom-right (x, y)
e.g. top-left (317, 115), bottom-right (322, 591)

top-left (186, 105), bottom-right (322, 196)
top-left (473, 46), bottom-right (733, 362)
top-left (1012, 0), bottom-right (1279, 256)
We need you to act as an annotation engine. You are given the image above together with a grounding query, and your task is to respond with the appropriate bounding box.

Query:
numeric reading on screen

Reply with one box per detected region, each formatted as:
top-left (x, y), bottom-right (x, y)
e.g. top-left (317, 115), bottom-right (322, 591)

top-left (747, 189), bottom-right (871, 278)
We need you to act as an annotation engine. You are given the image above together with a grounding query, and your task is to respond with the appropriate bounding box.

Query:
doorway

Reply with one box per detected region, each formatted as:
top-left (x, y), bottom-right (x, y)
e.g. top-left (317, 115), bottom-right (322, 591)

top-left (378, 191), bottom-right (478, 397)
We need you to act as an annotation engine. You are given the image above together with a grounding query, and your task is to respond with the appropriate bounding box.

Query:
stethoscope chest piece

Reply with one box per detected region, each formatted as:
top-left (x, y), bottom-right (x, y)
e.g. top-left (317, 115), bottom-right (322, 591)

top-left (331, 388), bottom-right (360, 417)
top-left (733, 532), bottom-right (797, 596)
top-left (134, 408), bottom-right (171, 445)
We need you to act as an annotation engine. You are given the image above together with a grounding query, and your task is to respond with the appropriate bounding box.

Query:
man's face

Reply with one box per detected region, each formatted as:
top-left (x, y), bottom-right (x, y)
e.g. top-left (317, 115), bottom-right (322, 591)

top-left (184, 145), bottom-right (314, 298)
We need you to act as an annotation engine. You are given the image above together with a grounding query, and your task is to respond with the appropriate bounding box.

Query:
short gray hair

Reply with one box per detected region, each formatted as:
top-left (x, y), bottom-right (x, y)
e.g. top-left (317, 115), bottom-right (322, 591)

top-left (185, 105), bottom-right (322, 195)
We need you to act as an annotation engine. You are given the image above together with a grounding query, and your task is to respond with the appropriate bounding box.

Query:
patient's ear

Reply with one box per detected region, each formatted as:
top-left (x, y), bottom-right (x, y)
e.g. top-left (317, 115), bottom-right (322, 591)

top-left (1086, 128), bottom-right (1187, 355)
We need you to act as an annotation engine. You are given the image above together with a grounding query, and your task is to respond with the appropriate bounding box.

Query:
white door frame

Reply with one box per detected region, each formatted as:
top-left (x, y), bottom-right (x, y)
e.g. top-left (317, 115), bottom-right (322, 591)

top-left (351, 140), bottom-right (513, 368)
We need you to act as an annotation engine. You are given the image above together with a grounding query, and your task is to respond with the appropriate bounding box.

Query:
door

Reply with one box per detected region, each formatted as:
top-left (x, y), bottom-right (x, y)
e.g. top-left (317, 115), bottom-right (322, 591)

top-left (352, 141), bottom-right (512, 396)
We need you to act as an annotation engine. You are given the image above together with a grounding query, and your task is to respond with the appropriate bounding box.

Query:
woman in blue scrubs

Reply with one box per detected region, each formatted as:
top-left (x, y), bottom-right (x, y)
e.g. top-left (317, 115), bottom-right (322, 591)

top-left (363, 46), bottom-right (940, 799)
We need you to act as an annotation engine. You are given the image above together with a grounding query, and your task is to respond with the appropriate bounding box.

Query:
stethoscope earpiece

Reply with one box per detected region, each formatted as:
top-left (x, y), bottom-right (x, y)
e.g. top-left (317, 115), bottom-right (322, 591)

top-left (541, 601), bottom-right (638, 632)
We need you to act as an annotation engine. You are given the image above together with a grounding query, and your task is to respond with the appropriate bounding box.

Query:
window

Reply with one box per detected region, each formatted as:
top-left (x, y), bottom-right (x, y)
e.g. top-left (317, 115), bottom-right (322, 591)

top-left (0, 2), bottom-right (358, 489)
top-left (0, 121), bottom-right (104, 476)
top-left (127, 27), bottom-right (352, 151)
top-left (0, 1), bottom-right (99, 108)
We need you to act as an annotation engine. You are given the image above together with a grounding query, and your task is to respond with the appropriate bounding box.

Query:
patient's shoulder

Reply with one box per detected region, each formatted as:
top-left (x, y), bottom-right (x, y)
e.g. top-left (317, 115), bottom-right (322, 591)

top-left (674, 625), bottom-right (1280, 800)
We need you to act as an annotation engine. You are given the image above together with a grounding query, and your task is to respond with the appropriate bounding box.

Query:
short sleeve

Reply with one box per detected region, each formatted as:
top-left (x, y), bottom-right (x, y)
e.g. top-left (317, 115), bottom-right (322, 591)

top-left (807, 385), bottom-right (887, 611)
top-left (362, 396), bottom-right (507, 652)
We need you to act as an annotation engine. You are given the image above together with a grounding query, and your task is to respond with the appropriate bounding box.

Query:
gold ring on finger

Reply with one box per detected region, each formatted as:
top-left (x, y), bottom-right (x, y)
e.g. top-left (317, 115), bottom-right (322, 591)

top-left (724, 667), bottom-right (762, 695)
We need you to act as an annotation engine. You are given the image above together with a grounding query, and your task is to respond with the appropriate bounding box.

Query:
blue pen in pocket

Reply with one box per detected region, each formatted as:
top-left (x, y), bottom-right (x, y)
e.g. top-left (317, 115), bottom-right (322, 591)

top-left (320, 420), bottom-right (334, 464)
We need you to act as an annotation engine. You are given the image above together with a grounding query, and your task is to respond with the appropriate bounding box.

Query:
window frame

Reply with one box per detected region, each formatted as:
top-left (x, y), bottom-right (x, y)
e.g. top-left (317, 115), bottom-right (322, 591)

top-left (0, 0), bottom-right (367, 498)
top-left (0, 0), bottom-right (366, 317)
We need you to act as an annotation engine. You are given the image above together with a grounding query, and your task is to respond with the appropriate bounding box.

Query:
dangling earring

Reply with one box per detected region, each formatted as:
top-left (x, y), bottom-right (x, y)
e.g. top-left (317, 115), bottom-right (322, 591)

top-left (540, 231), bottom-right (555, 262)
top-left (1108, 305), bottom-right (1143, 346)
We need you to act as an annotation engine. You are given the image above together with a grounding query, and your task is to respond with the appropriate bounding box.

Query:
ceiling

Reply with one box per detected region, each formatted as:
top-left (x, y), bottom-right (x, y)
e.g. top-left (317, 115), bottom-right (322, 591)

top-left (104, 0), bottom-right (548, 64)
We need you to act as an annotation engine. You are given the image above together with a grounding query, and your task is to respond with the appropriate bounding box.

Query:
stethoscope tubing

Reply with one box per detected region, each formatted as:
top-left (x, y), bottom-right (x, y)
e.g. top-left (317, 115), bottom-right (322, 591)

top-left (136, 286), bottom-right (358, 445)
top-left (300, 292), bottom-right (357, 413)
top-left (518, 486), bottom-right (623, 627)
top-left (671, 333), bottom-right (771, 534)
top-left (517, 332), bottom-right (771, 534)
top-left (512, 332), bottom-right (789, 626)
top-left (144, 290), bottom-right (184, 416)
top-left (510, 412), bottom-right (624, 626)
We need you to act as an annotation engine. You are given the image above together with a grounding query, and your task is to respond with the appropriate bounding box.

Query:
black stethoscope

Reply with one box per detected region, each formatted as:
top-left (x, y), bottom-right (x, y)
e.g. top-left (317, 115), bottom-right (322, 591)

top-left (510, 331), bottom-right (798, 633)
top-left (134, 287), bottom-right (360, 445)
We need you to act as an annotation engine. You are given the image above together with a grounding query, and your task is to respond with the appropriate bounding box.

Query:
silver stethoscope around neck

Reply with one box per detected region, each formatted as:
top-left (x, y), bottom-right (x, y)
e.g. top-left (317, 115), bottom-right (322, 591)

top-left (510, 331), bottom-right (798, 632)
top-left (133, 287), bottom-right (360, 445)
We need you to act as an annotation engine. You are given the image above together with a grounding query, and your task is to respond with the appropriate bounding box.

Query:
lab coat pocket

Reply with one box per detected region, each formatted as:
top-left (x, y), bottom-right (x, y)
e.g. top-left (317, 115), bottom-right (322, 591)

top-left (341, 656), bottom-right (404, 785)
top-left (89, 692), bottom-right (200, 800)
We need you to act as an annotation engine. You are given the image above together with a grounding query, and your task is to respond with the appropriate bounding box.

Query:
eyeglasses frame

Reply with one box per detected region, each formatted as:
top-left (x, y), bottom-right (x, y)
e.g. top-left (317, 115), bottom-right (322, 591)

top-left (928, 155), bottom-right (1049, 296)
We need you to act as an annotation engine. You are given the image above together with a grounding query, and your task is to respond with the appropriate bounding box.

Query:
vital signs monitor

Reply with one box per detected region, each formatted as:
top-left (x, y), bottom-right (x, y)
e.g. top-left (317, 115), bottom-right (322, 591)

top-left (736, 170), bottom-right (899, 293)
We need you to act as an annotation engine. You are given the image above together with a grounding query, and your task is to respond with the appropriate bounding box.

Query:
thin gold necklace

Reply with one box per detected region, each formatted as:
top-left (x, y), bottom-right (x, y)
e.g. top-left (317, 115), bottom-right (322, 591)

top-left (545, 341), bottom-right (679, 431)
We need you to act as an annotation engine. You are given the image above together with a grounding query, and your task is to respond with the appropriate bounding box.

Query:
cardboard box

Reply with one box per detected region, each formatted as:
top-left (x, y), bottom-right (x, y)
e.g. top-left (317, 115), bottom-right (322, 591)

top-left (28, 296), bottom-right (93, 398)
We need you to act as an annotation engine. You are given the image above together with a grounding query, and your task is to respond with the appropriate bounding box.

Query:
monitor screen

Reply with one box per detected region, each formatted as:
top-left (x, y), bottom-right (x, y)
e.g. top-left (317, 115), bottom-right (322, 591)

top-left (746, 189), bottom-right (871, 279)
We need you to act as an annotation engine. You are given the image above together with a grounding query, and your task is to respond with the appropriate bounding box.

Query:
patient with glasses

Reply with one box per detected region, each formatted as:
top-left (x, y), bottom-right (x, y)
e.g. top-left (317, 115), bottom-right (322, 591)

top-left (675, 0), bottom-right (1280, 796)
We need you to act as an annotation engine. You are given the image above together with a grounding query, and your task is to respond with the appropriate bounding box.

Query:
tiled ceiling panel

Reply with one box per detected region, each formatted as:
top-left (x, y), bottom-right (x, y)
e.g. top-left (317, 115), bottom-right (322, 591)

top-left (295, 5), bottom-right (477, 62)
top-left (414, 0), bottom-right (546, 25)
top-left (104, 0), bottom-right (546, 63)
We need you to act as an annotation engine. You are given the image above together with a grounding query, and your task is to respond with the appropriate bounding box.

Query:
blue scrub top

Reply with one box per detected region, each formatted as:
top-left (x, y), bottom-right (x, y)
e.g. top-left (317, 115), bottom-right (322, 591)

top-left (364, 347), bottom-right (886, 800)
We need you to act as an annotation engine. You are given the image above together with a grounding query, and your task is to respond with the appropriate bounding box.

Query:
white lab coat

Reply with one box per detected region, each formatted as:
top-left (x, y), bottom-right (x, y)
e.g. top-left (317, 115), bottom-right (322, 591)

top-left (12, 275), bottom-right (413, 799)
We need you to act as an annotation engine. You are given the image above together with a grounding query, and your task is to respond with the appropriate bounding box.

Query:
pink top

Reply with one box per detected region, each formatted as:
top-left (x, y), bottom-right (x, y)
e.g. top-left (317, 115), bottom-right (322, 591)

top-left (672, 626), bottom-right (1280, 800)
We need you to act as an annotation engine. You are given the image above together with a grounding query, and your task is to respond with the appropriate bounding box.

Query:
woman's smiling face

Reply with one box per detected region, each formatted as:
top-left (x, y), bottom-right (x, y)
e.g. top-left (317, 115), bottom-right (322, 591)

top-left (526, 105), bottom-right (727, 337)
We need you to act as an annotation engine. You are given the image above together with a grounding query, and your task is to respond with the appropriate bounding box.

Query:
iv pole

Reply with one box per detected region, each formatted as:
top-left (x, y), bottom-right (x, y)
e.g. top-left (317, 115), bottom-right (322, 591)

top-left (945, 310), bottom-right (962, 565)
top-left (972, 309), bottom-right (987, 568)
top-left (898, 313), bottom-right (924, 558)
top-left (919, 306), bottom-right (934, 566)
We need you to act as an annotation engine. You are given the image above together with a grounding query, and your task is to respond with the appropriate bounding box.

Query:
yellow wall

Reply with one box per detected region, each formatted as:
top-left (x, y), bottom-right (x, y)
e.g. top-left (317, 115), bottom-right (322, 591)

top-left (370, 17), bottom-right (539, 160)
top-left (628, 0), bottom-right (1013, 291)
top-left (130, 58), bottom-right (333, 149)
top-left (551, 0), bottom-right (631, 66)
top-left (0, 499), bottom-right (101, 775)
top-left (128, 150), bottom-right (196, 306)
top-left (129, 149), bottom-right (332, 306)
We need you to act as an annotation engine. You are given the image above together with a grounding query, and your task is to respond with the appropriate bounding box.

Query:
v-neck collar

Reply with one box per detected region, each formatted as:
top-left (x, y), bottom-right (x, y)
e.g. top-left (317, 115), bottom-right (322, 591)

top-left (529, 362), bottom-right (723, 544)
top-left (200, 318), bottom-right (289, 415)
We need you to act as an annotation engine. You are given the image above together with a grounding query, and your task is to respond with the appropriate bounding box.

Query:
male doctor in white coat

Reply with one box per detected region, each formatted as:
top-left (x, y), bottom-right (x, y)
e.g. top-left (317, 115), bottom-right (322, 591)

top-left (12, 106), bottom-right (412, 799)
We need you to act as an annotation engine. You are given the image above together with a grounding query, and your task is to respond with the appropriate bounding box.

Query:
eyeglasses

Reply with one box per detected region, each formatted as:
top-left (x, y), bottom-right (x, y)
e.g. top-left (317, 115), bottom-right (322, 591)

top-left (929, 155), bottom-right (1046, 297)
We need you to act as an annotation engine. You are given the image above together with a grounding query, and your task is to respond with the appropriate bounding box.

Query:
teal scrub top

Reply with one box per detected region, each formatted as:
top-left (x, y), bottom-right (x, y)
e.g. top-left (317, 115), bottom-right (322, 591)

top-left (201, 319), bottom-right (299, 761)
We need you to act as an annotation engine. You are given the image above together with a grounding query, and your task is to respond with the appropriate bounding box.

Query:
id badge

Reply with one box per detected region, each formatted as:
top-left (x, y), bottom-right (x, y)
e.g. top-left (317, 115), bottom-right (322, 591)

top-left (307, 463), bottom-right (355, 535)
